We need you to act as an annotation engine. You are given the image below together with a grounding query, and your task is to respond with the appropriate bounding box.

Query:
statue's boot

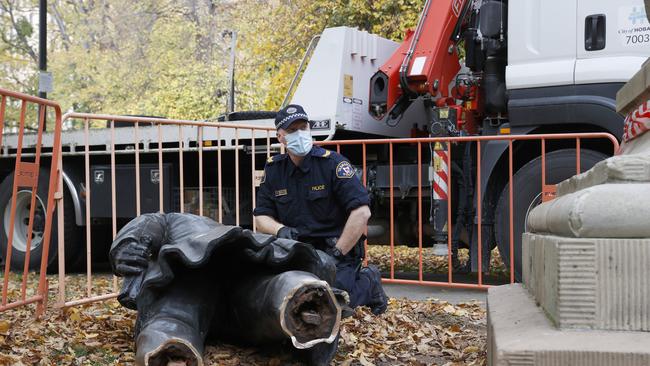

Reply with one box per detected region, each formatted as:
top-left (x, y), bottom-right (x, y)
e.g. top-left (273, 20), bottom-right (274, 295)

top-left (135, 269), bottom-right (219, 366)
top-left (136, 319), bottom-right (204, 366)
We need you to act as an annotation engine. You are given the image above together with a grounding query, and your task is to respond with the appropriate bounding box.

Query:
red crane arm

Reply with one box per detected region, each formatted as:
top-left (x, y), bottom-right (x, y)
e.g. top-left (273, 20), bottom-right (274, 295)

top-left (369, 0), bottom-right (469, 121)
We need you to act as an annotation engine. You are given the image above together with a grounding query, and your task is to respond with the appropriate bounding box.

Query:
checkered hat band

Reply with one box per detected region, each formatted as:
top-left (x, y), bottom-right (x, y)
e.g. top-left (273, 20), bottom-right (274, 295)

top-left (277, 113), bottom-right (308, 127)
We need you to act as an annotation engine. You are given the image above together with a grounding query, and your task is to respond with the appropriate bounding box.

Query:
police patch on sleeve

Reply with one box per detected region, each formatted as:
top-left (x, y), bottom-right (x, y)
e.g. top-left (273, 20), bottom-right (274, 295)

top-left (336, 161), bottom-right (355, 179)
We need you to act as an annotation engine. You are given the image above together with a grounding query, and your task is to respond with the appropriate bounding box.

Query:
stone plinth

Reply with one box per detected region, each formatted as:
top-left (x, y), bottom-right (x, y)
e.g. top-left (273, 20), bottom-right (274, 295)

top-left (556, 154), bottom-right (650, 197)
top-left (488, 285), bottom-right (650, 366)
top-left (489, 14), bottom-right (650, 364)
top-left (616, 59), bottom-right (650, 116)
top-left (522, 233), bottom-right (650, 331)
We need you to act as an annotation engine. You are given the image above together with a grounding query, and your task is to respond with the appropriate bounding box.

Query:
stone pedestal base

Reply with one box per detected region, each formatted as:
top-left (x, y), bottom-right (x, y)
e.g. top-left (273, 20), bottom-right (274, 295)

top-left (556, 153), bottom-right (650, 197)
top-left (522, 233), bottom-right (650, 331)
top-left (488, 285), bottom-right (650, 366)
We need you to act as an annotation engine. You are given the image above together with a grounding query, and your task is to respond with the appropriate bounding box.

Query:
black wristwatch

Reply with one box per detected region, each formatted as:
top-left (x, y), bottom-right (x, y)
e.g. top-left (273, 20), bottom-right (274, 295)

top-left (328, 246), bottom-right (344, 259)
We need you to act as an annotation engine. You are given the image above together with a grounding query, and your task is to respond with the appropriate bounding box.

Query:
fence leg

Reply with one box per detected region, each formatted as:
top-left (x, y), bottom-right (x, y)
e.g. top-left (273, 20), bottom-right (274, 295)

top-left (57, 151), bottom-right (67, 308)
top-left (35, 280), bottom-right (49, 318)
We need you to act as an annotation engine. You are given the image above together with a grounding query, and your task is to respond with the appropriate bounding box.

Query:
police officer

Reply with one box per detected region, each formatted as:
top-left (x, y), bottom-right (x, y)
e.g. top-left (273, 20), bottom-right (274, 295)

top-left (254, 104), bottom-right (388, 315)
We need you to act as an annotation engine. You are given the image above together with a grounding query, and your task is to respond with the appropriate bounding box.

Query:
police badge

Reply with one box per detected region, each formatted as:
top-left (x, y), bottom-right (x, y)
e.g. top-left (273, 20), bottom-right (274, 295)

top-left (335, 161), bottom-right (355, 179)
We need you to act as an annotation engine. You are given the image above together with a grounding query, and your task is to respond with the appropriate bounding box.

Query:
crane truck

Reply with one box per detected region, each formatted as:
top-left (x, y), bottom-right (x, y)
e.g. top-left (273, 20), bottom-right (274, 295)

top-left (293, 0), bottom-right (649, 278)
top-left (1, 0), bottom-right (648, 280)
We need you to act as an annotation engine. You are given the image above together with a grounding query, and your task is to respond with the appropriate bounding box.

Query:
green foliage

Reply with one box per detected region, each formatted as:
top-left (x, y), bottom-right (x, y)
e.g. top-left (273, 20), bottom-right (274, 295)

top-left (48, 0), bottom-right (231, 120)
top-left (0, 0), bottom-right (38, 94)
top-left (0, 0), bottom-right (425, 119)
top-left (234, 0), bottom-right (425, 110)
top-left (15, 17), bottom-right (33, 38)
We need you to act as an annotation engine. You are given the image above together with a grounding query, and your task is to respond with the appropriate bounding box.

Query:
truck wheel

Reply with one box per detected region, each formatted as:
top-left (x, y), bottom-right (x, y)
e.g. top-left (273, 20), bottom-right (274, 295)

top-left (0, 167), bottom-right (83, 272)
top-left (494, 149), bottom-right (606, 281)
top-left (219, 111), bottom-right (277, 121)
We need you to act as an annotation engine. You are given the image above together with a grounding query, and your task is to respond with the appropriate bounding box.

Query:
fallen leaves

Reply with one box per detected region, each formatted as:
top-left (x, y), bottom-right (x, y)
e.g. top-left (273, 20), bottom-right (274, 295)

top-left (0, 320), bottom-right (10, 334)
top-left (0, 273), bottom-right (487, 365)
top-left (443, 305), bottom-right (457, 314)
top-left (367, 245), bottom-right (509, 278)
top-left (334, 297), bottom-right (486, 366)
top-left (66, 307), bottom-right (82, 322)
top-left (0, 274), bottom-right (136, 365)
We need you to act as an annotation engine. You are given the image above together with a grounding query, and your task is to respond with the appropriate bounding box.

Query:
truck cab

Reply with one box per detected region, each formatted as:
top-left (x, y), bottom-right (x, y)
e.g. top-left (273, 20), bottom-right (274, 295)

top-left (507, 0), bottom-right (649, 137)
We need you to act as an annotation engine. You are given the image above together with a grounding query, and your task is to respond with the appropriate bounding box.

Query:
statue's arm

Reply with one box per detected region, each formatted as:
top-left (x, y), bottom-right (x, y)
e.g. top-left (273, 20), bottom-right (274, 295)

top-left (109, 213), bottom-right (167, 275)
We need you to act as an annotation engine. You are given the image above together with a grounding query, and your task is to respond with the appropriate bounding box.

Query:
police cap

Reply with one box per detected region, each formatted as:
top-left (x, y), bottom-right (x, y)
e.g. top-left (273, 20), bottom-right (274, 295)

top-left (275, 104), bottom-right (309, 130)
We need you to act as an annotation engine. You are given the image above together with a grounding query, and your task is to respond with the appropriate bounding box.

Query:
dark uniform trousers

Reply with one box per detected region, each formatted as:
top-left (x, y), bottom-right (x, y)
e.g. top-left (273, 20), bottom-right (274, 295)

top-left (334, 253), bottom-right (373, 307)
top-left (254, 146), bottom-right (385, 312)
top-left (307, 237), bottom-right (372, 308)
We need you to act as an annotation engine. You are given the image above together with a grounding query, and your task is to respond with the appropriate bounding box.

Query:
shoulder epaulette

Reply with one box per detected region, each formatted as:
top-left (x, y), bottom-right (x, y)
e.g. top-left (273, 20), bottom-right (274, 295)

top-left (312, 147), bottom-right (332, 158)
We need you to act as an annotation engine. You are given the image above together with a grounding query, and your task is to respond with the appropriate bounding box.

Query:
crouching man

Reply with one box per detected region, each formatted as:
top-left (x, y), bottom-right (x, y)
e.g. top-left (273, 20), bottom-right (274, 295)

top-left (254, 104), bottom-right (388, 315)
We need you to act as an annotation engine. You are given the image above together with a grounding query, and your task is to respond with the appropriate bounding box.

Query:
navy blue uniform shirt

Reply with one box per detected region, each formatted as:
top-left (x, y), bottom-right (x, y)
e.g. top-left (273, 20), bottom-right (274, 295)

top-left (253, 146), bottom-right (370, 239)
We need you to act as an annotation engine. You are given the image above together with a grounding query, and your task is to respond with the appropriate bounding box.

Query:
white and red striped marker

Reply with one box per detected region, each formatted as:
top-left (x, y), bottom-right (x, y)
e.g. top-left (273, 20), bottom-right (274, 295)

top-left (619, 99), bottom-right (650, 155)
top-left (433, 142), bottom-right (449, 200)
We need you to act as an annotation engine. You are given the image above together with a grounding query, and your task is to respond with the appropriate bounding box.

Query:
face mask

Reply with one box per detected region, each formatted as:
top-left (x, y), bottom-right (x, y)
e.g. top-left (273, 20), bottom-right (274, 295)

top-left (285, 129), bottom-right (313, 157)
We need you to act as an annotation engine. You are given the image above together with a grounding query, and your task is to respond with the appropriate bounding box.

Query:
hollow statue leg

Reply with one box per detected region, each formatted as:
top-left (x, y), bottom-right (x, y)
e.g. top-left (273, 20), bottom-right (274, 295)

top-left (135, 269), bottom-right (220, 366)
top-left (225, 270), bottom-right (342, 365)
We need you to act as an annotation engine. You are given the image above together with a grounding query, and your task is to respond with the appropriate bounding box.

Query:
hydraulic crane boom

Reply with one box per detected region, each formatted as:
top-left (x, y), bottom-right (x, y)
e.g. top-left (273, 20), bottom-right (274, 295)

top-left (369, 0), bottom-right (471, 126)
top-left (367, 0), bottom-right (509, 271)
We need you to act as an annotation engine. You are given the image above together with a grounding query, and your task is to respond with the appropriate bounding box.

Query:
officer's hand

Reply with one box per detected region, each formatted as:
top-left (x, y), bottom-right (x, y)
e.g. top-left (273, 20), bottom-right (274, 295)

top-left (113, 239), bottom-right (151, 276)
top-left (277, 226), bottom-right (299, 240)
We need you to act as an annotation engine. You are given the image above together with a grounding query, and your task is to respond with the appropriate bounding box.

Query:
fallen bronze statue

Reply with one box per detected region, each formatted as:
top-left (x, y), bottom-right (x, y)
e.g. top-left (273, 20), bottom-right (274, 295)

top-left (110, 213), bottom-right (350, 366)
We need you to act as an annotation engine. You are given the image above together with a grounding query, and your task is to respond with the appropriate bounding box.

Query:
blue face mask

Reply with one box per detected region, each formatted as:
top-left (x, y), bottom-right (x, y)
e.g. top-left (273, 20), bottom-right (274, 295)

top-left (285, 129), bottom-right (313, 157)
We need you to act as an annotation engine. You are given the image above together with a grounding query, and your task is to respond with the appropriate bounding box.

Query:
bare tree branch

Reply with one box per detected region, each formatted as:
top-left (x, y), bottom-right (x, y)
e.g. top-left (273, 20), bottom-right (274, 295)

top-left (0, 0), bottom-right (38, 62)
top-left (50, 1), bottom-right (71, 50)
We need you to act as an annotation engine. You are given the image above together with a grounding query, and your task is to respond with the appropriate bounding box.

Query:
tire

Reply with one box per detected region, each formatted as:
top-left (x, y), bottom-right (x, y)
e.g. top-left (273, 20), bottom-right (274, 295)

top-left (494, 149), bottom-right (607, 281)
top-left (218, 111), bottom-right (277, 122)
top-left (0, 166), bottom-right (83, 272)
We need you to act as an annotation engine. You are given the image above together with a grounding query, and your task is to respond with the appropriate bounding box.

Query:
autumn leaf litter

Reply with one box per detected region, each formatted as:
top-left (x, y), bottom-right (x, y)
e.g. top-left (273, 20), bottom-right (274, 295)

top-left (1, 270), bottom-right (486, 365)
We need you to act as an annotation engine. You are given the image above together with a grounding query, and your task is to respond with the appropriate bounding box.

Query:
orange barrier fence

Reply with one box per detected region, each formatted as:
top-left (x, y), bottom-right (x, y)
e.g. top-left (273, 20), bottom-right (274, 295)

top-left (0, 88), bottom-right (63, 317)
top-left (317, 133), bottom-right (619, 289)
top-left (55, 113), bottom-right (278, 308)
top-left (0, 103), bottom-right (620, 312)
